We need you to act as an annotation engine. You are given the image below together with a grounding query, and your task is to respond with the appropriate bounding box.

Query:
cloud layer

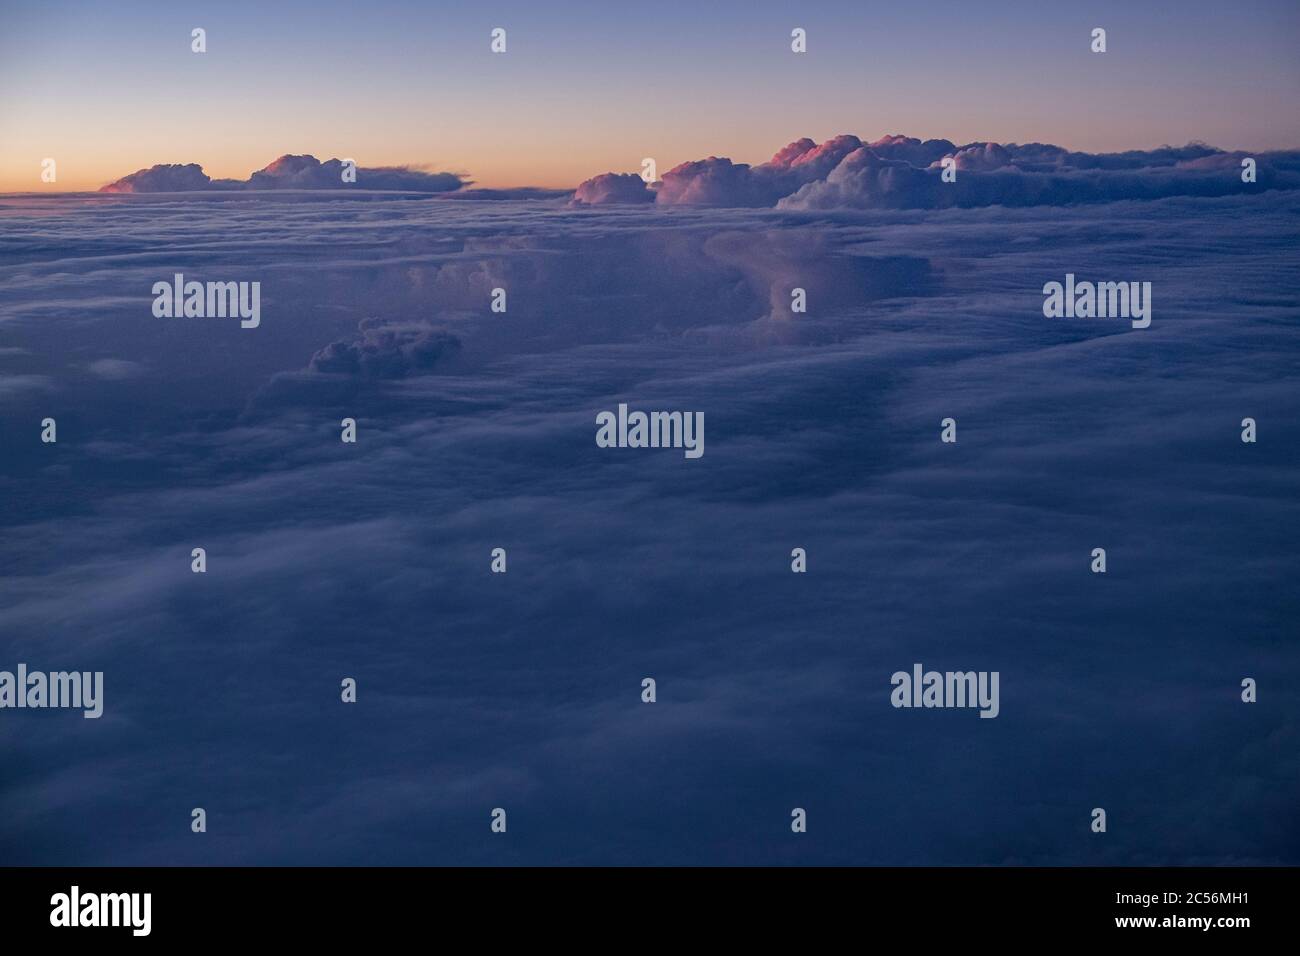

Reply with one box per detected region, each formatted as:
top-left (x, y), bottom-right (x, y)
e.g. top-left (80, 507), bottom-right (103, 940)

top-left (573, 134), bottom-right (1300, 210)
top-left (100, 155), bottom-right (466, 193)
top-left (1, 183), bottom-right (1297, 866)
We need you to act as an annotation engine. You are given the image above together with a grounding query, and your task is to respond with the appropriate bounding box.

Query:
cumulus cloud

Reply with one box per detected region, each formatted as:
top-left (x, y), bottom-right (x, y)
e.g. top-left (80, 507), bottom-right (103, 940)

top-left (570, 172), bottom-right (654, 205)
top-left (98, 163), bottom-right (223, 193)
top-left (784, 142), bottom-right (1300, 211)
top-left (247, 155), bottom-right (464, 192)
top-left (572, 133), bottom-right (1300, 210)
top-left (100, 154), bottom-right (466, 193)
top-left (933, 141), bottom-right (1013, 172)
top-left (307, 319), bottom-right (462, 378)
top-left (654, 157), bottom-right (776, 207)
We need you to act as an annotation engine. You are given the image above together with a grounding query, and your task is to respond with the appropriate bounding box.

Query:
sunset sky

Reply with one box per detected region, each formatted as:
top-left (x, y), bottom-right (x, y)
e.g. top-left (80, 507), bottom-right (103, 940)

top-left (1, 0), bottom-right (1299, 191)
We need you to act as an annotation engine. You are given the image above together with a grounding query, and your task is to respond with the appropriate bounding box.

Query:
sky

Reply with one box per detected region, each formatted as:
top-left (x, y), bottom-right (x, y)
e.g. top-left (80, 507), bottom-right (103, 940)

top-left (1, 0), bottom-right (1299, 192)
top-left (0, 0), bottom-right (1297, 868)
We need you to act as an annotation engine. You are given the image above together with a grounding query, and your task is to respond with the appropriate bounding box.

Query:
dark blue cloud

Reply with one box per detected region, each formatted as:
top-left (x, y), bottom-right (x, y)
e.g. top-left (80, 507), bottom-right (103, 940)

top-left (307, 319), bottom-right (462, 379)
top-left (0, 187), bottom-right (1296, 865)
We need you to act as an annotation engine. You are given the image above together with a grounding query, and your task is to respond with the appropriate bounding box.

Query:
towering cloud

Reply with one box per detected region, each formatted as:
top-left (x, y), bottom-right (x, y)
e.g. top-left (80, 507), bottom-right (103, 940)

top-left (572, 134), bottom-right (1300, 210)
top-left (571, 172), bottom-right (655, 205)
top-left (98, 163), bottom-right (223, 193)
top-left (101, 155), bottom-right (466, 193)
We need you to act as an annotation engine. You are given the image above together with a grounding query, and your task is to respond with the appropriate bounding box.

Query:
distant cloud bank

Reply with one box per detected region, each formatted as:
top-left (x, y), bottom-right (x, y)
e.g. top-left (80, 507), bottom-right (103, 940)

top-left (99, 155), bottom-right (466, 193)
top-left (573, 134), bottom-right (1300, 209)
